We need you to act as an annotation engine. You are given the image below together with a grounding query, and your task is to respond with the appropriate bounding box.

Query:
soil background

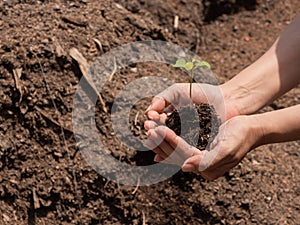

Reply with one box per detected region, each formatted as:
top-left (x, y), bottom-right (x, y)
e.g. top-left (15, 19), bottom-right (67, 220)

top-left (0, 0), bottom-right (300, 224)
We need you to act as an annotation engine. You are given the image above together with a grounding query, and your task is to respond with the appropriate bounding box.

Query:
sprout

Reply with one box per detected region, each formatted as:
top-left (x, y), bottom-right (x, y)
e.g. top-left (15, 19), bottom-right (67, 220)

top-left (173, 58), bottom-right (211, 107)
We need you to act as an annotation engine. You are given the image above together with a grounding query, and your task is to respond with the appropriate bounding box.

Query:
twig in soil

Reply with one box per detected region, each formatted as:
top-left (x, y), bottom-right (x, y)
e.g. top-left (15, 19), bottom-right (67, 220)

top-left (104, 179), bottom-right (110, 189)
top-left (116, 179), bottom-right (125, 199)
top-left (108, 56), bottom-right (117, 82)
top-left (142, 210), bottom-right (146, 225)
top-left (174, 15), bottom-right (179, 30)
top-left (12, 68), bottom-right (23, 103)
top-left (132, 176), bottom-right (140, 194)
top-left (32, 187), bottom-right (40, 209)
top-left (69, 47), bottom-right (108, 113)
top-left (134, 111), bottom-right (140, 126)
top-left (93, 38), bottom-right (103, 53)
top-left (72, 169), bottom-right (78, 197)
top-left (34, 106), bottom-right (73, 133)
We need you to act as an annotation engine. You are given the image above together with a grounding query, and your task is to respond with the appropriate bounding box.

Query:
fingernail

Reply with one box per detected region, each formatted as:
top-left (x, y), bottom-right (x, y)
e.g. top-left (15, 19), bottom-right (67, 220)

top-left (145, 104), bottom-right (152, 113)
top-left (147, 114), bottom-right (153, 120)
top-left (153, 155), bottom-right (159, 162)
top-left (146, 121), bottom-right (157, 130)
top-left (147, 130), bottom-right (151, 137)
top-left (182, 163), bottom-right (196, 172)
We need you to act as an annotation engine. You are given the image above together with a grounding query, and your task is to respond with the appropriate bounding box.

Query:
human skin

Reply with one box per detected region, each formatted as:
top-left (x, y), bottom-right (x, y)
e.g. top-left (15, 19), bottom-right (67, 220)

top-left (144, 14), bottom-right (300, 180)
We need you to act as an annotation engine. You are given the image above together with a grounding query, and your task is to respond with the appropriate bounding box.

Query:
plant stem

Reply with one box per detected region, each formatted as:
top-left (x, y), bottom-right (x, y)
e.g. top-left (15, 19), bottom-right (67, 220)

top-left (189, 69), bottom-right (194, 108)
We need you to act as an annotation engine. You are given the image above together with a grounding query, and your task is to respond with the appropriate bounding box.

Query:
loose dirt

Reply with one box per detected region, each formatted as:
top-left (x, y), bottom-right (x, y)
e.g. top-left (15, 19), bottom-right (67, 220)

top-left (0, 0), bottom-right (299, 224)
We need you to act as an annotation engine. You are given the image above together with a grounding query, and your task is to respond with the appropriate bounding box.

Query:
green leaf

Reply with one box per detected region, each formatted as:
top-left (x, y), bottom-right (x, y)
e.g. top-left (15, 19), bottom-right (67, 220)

top-left (173, 58), bottom-right (186, 68)
top-left (192, 58), bottom-right (201, 63)
top-left (195, 61), bottom-right (211, 69)
top-left (184, 62), bottom-right (194, 70)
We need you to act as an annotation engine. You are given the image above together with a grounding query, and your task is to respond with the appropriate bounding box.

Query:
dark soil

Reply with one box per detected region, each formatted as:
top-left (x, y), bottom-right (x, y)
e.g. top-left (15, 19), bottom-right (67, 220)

top-left (165, 104), bottom-right (220, 150)
top-left (0, 0), bottom-right (300, 224)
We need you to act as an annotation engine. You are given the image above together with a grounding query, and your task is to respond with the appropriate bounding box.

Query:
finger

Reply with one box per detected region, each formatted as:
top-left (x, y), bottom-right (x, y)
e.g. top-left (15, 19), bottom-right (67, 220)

top-left (183, 145), bottom-right (223, 172)
top-left (146, 110), bottom-right (159, 121)
top-left (208, 136), bottom-right (219, 150)
top-left (155, 138), bottom-right (174, 157)
top-left (199, 148), bottom-right (222, 171)
top-left (147, 128), bottom-right (171, 155)
top-left (146, 110), bottom-right (168, 124)
top-left (163, 105), bottom-right (175, 115)
top-left (181, 155), bottom-right (215, 180)
top-left (143, 138), bottom-right (168, 159)
top-left (147, 127), bottom-right (185, 164)
top-left (181, 152), bottom-right (206, 173)
top-left (154, 126), bottom-right (200, 159)
top-left (147, 127), bottom-right (165, 143)
top-left (153, 126), bottom-right (203, 165)
top-left (153, 126), bottom-right (178, 149)
top-left (158, 84), bottom-right (190, 107)
top-left (154, 154), bottom-right (180, 165)
top-left (144, 120), bottom-right (158, 130)
top-left (199, 161), bottom-right (238, 181)
top-left (182, 147), bottom-right (234, 180)
top-left (145, 84), bottom-right (190, 115)
top-left (145, 128), bottom-right (168, 158)
top-left (154, 154), bottom-right (164, 162)
top-left (176, 136), bottom-right (201, 159)
top-left (152, 146), bottom-right (168, 159)
top-left (145, 96), bottom-right (170, 114)
top-left (143, 137), bottom-right (158, 149)
top-left (155, 153), bottom-right (183, 165)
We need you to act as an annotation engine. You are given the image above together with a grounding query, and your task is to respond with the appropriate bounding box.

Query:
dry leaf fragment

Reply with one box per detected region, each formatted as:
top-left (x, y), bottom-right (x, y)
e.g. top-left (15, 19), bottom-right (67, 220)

top-left (62, 15), bottom-right (88, 27)
top-left (55, 41), bottom-right (66, 57)
top-left (69, 47), bottom-right (107, 113)
top-left (12, 68), bottom-right (23, 103)
top-left (93, 38), bottom-right (103, 53)
top-left (32, 188), bottom-right (40, 209)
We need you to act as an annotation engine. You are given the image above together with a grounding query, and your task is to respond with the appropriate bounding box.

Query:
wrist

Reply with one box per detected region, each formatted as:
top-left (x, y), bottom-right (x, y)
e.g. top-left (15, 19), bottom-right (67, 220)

top-left (247, 113), bottom-right (273, 148)
top-left (220, 41), bottom-right (280, 118)
top-left (220, 71), bottom-right (273, 118)
top-left (248, 105), bottom-right (300, 145)
top-left (219, 82), bottom-right (250, 120)
top-left (223, 115), bottom-right (266, 153)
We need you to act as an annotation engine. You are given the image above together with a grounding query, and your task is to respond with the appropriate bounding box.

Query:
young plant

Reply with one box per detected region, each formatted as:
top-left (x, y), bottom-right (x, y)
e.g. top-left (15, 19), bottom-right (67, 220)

top-left (173, 58), bottom-right (211, 107)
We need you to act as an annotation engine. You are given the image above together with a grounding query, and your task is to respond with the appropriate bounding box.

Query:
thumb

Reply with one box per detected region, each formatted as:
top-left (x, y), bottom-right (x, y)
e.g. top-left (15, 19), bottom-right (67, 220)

top-left (145, 96), bottom-right (169, 114)
top-left (181, 150), bottom-right (208, 172)
top-left (182, 147), bottom-right (221, 173)
top-left (181, 155), bottom-right (202, 173)
top-left (145, 96), bottom-right (170, 122)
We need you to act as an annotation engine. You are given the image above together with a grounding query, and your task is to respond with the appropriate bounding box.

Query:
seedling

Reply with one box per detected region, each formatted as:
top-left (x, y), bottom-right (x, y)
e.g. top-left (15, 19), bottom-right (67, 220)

top-left (173, 58), bottom-right (211, 107)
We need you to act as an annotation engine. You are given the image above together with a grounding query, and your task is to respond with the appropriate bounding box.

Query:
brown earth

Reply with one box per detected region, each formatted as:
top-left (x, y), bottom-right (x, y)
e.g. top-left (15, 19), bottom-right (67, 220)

top-left (165, 104), bottom-right (221, 150)
top-left (0, 0), bottom-right (300, 224)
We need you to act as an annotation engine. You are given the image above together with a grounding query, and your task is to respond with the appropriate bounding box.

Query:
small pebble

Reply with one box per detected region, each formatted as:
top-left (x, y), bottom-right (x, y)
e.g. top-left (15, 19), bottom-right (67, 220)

top-left (244, 36), bottom-right (250, 42)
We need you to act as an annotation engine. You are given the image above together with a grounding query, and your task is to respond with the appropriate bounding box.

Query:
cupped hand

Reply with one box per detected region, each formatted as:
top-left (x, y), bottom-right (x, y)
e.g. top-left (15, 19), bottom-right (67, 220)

top-left (144, 115), bottom-right (262, 180)
top-left (145, 83), bottom-right (240, 125)
top-left (144, 120), bottom-right (203, 166)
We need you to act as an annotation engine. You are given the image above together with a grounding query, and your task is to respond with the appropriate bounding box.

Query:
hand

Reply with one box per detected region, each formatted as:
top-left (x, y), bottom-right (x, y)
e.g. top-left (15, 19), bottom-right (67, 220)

top-left (145, 83), bottom-right (240, 125)
top-left (144, 121), bottom-right (203, 166)
top-left (144, 115), bottom-right (262, 180)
